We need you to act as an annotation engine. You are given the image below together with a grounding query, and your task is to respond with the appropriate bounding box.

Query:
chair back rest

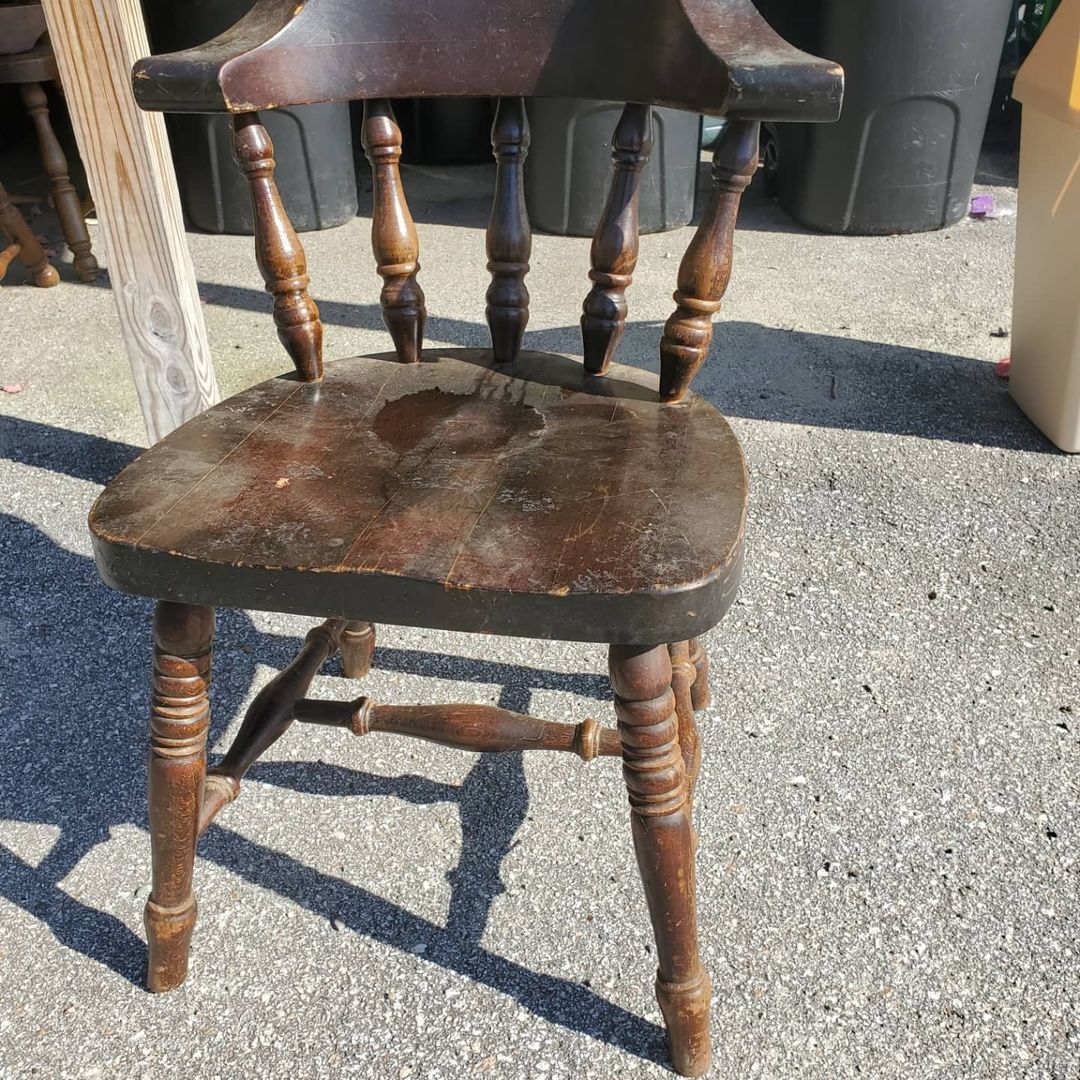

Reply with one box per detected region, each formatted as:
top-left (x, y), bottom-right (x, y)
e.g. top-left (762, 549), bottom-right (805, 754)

top-left (134, 0), bottom-right (843, 401)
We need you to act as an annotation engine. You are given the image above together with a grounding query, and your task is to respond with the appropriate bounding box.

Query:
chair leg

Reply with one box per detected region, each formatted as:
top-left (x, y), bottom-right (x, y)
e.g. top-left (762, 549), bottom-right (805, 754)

top-left (339, 620), bottom-right (376, 678)
top-left (145, 601), bottom-right (214, 992)
top-left (668, 642), bottom-right (702, 804)
top-left (610, 644), bottom-right (711, 1078)
top-left (687, 637), bottom-right (711, 711)
top-left (20, 81), bottom-right (99, 282)
top-left (0, 179), bottom-right (59, 287)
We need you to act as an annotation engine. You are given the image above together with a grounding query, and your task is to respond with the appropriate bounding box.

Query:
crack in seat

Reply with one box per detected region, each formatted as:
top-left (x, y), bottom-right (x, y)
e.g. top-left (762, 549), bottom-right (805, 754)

top-left (90, 349), bottom-right (747, 644)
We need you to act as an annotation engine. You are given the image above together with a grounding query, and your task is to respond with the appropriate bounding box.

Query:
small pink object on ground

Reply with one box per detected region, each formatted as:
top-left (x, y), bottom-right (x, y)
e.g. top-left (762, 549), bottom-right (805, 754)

top-left (994, 357), bottom-right (1011, 378)
top-left (970, 194), bottom-right (995, 217)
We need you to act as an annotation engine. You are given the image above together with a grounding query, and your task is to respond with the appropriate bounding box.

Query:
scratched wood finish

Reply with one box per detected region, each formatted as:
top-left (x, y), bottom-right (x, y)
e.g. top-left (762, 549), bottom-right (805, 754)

top-left (233, 113), bottom-right (323, 381)
top-left (362, 99), bottom-right (425, 363)
top-left (610, 643), bottom-right (711, 1076)
top-left (659, 120), bottom-right (759, 402)
top-left (18, 80), bottom-right (99, 281)
top-left (89, 348), bottom-right (747, 644)
top-left (145, 601), bottom-right (213, 992)
top-left (486, 97), bottom-right (531, 364)
top-left (668, 641), bottom-right (702, 803)
top-left (41, 0), bottom-right (218, 440)
top-left (582, 103), bottom-right (652, 374)
top-left (129, 0), bottom-right (844, 124)
top-left (0, 178), bottom-right (59, 286)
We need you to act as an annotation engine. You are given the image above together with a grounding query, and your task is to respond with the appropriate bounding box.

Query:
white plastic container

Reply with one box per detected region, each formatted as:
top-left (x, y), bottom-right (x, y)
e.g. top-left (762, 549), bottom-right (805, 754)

top-left (1009, 0), bottom-right (1080, 451)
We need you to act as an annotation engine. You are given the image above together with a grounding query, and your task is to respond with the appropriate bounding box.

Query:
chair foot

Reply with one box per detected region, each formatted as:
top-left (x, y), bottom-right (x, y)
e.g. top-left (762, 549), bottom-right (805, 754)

top-left (145, 601), bottom-right (213, 992)
top-left (657, 971), bottom-right (713, 1077)
top-left (339, 620), bottom-right (375, 678)
top-left (688, 637), bottom-right (711, 711)
top-left (609, 643), bottom-right (711, 1077)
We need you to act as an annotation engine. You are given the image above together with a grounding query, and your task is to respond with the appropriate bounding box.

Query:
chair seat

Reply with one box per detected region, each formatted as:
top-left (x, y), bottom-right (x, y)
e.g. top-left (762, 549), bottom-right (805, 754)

top-left (90, 349), bottom-right (747, 643)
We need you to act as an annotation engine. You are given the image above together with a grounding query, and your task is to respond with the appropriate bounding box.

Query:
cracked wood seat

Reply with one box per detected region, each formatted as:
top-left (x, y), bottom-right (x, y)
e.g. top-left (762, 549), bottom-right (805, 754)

top-left (91, 349), bottom-right (746, 643)
top-left (92, 2), bottom-right (842, 1076)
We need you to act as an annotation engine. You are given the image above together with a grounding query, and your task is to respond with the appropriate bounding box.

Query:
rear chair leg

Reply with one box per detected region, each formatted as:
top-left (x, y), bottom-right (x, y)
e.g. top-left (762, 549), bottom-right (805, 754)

top-left (339, 620), bottom-right (376, 678)
top-left (688, 636), bottom-right (711, 711)
top-left (145, 601), bottom-right (214, 992)
top-left (610, 644), bottom-right (711, 1077)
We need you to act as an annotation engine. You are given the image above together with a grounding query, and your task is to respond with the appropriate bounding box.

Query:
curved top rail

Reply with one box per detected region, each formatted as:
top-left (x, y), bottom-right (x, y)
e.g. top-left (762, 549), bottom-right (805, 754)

top-left (131, 0), bottom-right (842, 122)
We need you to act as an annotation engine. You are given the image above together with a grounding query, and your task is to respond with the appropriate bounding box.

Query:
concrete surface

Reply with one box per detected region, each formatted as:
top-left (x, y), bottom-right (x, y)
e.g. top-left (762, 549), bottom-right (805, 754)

top-left (1, 150), bottom-right (1077, 1080)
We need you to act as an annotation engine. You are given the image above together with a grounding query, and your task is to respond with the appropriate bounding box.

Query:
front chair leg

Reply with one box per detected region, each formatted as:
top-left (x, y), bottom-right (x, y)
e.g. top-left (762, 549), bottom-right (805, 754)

top-left (145, 601), bottom-right (214, 992)
top-left (610, 644), bottom-right (711, 1077)
top-left (339, 620), bottom-right (376, 679)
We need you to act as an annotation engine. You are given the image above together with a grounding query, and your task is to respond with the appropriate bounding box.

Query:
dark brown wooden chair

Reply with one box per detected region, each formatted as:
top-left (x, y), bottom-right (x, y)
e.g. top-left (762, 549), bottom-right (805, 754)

top-left (88, 3), bottom-right (841, 1074)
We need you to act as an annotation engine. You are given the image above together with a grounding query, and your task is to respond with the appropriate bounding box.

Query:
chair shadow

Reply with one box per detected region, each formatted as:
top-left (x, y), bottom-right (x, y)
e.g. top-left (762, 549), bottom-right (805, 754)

top-left (0, 420), bottom-right (664, 1064)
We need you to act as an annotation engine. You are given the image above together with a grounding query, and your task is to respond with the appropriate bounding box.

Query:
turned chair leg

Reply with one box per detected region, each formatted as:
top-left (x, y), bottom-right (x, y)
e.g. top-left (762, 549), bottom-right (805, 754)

top-left (0, 179), bottom-right (59, 287)
top-left (610, 644), bottom-right (711, 1077)
top-left (339, 620), bottom-right (376, 678)
top-left (20, 82), bottom-right (99, 282)
top-left (145, 601), bottom-right (214, 992)
top-left (669, 642), bottom-right (702, 804)
top-left (688, 636), bottom-right (711, 711)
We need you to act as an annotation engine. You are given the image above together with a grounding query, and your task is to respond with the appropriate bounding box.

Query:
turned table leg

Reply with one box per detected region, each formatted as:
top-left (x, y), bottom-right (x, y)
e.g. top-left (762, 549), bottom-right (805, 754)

top-left (610, 644), bottom-right (711, 1077)
top-left (20, 81), bottom-right (99, 282)
top-left (339, 620), bottom-right (376, 679)
top-left (145, 601), bottom-right (213, 992)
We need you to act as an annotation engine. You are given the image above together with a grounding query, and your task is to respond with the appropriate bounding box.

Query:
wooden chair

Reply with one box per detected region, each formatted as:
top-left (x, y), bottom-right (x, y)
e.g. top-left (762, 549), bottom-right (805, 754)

top-left (0, 2), bottom-right (99, 282)
top-left (88, 3), bottom-right (841, 1074)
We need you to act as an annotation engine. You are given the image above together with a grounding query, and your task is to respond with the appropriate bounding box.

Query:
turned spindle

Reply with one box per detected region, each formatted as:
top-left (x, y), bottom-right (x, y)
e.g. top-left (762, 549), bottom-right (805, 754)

top-left (582, 104), bottom-right (653, 374)
top-left (486, 97), bottom-right (531, 364)
top-left (658, 120), bottom-right (759, 403)
top-left (233, 113), bottom-right (323, 381)
top-left (20, 82), bottom-right (98, 282)
top-left (362, 99), bottom-right (425, 363)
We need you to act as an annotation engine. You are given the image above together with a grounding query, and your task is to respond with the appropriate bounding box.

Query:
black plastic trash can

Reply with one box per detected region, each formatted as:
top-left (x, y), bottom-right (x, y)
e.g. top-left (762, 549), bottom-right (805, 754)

top-left (524, 99), bottom-right (700, 236)
top-left (757, 0), bottom-right (1014, 234)
top-left (143, 0), bottom-right (357, 233)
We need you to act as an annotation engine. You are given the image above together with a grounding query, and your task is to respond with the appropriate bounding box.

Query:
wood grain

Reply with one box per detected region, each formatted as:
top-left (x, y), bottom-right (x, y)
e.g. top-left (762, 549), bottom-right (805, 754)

top-left (41, 0), bottom-right (218, 440)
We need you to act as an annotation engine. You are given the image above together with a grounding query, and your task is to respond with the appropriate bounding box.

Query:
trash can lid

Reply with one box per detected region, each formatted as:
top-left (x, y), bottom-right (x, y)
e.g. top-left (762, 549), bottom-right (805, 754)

top-left (1014, 0), bottom-right (1080, 129)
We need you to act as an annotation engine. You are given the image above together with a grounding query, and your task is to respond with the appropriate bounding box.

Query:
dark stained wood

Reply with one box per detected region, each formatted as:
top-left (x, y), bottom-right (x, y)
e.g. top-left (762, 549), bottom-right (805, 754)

top-left (659, 119), bottom-right (759, 402)
top-left (232, 112), bottom-right (323, 381)
top-left (145, 601), bottom-right (214, 992)
top-left (486, 97), bottom-right (531, 365)
top-left (582, 103), bottom-right (652, 375)
top-left (129, 0), bottom-right (844, 125)
top-left (89, 348), bottom-right (747, 645)
top-left (19, 80), bottom-right (98, 281)
top-left (610, 643), bottom-right (711, 1077)
top-left (199, 618), bottom-right (345, 834)
top-left (339, 620), bottom-right (376, 679)
top-left (668, 641), bottom-right (702, 802)
top-left (0, 178), bottom-right (59, 287)
top-left (362, 99), bottom-right (425, 364)
top-left (295, 697), bottom-right (620, 760)
top-left (688, 636), bottom-right (711, 710)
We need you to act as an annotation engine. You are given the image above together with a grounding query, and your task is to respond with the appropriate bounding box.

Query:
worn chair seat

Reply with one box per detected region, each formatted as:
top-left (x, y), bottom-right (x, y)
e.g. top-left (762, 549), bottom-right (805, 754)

top-left (90, 348), bottom-right (747, 644)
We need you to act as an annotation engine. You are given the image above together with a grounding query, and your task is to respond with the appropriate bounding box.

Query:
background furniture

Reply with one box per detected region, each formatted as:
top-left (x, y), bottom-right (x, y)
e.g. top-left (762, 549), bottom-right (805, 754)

top-left (0, 177), bottom-right (58, 286)
top-left (0, 3), bottom-right (98, 281)
top-left (40, 0), bottom-right (218, 441)
top-left (88, 2), bottom-right (842, 1075)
